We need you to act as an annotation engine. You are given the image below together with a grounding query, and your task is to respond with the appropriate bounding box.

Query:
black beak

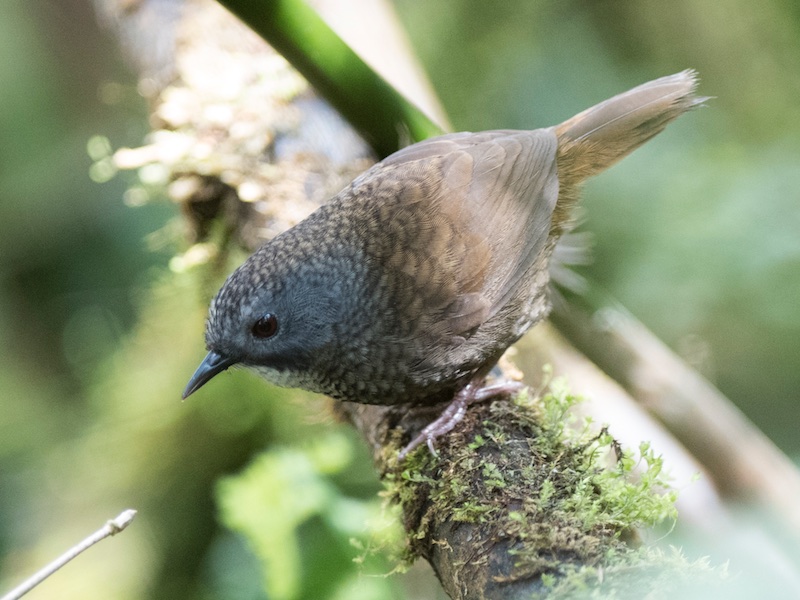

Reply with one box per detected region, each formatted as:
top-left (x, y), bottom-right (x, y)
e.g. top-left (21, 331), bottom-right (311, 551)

top-left (183, 351), bottom-right (238, 399)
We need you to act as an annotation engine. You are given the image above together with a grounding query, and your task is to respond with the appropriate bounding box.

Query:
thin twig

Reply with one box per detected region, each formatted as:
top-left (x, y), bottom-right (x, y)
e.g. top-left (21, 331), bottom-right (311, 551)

top-left (1, 509), bottom-right (137, 600)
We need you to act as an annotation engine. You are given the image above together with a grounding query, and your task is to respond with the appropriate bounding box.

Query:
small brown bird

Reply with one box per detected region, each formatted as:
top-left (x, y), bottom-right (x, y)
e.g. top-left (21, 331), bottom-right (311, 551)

top-left (184, 71), bottom-right (703, 455)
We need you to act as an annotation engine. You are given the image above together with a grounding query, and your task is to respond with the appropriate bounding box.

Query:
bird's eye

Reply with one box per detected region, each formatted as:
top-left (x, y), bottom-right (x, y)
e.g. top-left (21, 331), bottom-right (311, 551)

top-left (251, 313), bottom-right (278, 338)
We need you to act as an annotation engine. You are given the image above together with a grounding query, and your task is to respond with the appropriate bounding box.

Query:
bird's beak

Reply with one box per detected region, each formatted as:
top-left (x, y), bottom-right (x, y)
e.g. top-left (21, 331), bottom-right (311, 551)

top-left (183, 351), bottom-right (237, 399)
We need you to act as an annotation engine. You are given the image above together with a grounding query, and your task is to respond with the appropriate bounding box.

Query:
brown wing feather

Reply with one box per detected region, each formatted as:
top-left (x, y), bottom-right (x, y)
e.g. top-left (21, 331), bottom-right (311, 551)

top-left (357, 129), bottom-right (559, 346)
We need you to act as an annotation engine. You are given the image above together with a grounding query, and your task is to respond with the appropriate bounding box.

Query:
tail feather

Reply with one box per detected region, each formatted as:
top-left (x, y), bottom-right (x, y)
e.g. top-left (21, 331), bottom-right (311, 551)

top-left (552, 70), bottom-right (706, 229)
top-left (555, 70), bottom-right (705, 178)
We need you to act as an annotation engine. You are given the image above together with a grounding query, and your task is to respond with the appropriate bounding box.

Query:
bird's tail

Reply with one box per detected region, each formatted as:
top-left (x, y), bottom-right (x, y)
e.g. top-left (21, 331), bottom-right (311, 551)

top-left (552, 70), bottom-right (706, 228)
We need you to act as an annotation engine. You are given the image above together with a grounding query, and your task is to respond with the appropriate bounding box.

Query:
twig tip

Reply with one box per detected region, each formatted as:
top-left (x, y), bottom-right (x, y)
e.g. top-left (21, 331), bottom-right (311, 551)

top-left (108, 509), bottom-right (137, 534)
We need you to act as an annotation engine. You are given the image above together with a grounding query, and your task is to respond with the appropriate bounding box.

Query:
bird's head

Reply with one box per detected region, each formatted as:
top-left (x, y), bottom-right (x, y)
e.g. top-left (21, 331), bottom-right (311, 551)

top-left (183, 242), bottom-right (355, 399)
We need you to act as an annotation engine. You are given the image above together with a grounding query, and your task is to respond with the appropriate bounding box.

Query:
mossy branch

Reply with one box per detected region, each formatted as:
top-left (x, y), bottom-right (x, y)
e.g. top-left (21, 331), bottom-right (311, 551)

top-left (338, 380), bottom-right (719, 599)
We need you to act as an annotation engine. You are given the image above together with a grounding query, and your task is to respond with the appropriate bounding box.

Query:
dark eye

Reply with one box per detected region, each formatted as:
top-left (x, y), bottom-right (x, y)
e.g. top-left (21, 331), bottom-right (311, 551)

top-left (251, 313), bottom-right (278, 338)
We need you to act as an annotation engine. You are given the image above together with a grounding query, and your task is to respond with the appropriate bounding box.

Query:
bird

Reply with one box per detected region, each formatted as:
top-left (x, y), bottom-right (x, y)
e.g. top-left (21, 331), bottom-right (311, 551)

top-left (183, 70), bottom-right (704, 456)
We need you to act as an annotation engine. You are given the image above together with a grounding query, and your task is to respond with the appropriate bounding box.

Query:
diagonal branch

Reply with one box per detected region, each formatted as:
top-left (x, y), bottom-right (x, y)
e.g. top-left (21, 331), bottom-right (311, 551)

top-left (216, 0), bottom-right (443, 157)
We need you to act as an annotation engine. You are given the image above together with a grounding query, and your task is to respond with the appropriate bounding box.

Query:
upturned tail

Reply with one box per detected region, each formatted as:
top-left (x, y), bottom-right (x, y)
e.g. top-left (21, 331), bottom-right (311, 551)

top-left (552, 70), bottom-right (705, 228)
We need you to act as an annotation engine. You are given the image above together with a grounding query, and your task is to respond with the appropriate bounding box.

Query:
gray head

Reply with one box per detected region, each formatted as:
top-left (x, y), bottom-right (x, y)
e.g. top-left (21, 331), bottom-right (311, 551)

top-left (182, 236), bottom-right (356, 399)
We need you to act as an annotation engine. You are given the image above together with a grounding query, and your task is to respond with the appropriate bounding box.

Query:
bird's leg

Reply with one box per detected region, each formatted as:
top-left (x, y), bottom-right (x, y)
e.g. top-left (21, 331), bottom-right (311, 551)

top-left (397, 379), bottom-right (525, 461)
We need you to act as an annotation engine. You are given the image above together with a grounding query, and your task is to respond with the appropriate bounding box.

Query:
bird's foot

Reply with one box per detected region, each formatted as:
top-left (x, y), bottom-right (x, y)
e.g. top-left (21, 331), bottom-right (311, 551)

top-left (397, 379), bottom-right (525, 461)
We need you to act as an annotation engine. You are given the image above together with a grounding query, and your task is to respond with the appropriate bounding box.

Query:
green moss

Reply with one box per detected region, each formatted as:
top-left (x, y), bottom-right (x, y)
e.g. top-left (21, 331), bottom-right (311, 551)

top-left (381, 372), bottom-right (717, 593)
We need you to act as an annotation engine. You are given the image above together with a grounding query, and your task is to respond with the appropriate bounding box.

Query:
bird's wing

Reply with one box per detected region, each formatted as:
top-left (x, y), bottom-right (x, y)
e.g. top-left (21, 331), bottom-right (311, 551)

top-left (371, 130), bottom-right (559, 338)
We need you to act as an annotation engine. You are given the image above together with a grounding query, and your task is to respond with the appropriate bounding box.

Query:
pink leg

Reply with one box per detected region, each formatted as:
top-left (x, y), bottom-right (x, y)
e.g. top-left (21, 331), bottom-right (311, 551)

top-left (397, 380), bottom-right (525, 461)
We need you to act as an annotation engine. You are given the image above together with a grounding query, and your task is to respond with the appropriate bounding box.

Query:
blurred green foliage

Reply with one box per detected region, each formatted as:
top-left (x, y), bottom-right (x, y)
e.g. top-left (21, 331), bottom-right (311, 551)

top-left (1, 0), bottom-right (799, 599)
top-left (217, 432), bottom-right (405, 600)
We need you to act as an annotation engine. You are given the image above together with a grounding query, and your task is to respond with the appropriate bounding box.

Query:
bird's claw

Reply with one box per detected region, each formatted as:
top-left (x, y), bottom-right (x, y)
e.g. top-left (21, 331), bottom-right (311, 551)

top-left (397, 379), bottom-right (525, 461)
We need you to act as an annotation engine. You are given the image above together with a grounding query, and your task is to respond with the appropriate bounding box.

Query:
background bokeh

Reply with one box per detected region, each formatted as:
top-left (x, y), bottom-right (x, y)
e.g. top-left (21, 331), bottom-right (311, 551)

top-left (1, 0), bottom-right (798, 598)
